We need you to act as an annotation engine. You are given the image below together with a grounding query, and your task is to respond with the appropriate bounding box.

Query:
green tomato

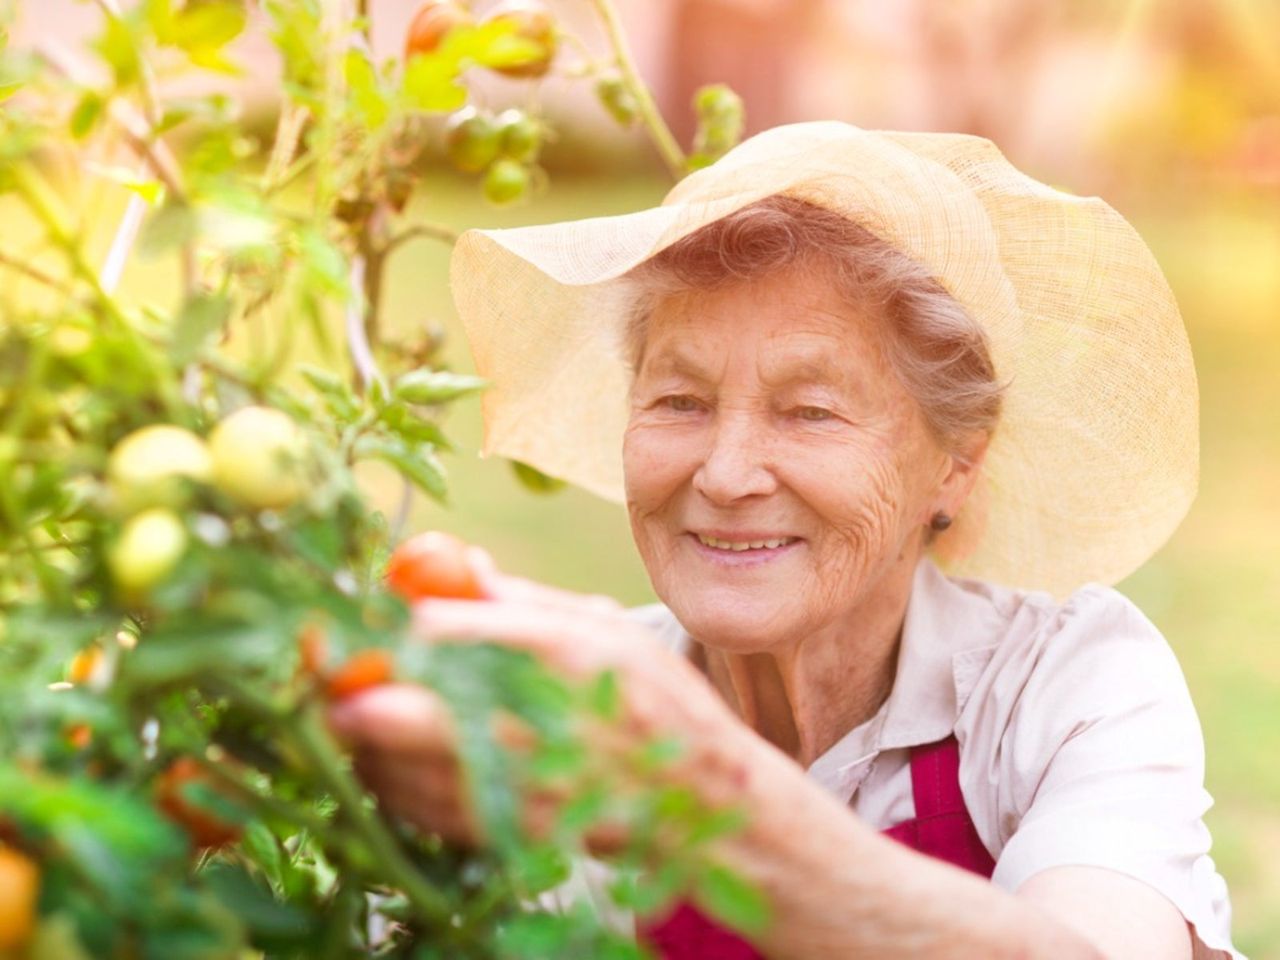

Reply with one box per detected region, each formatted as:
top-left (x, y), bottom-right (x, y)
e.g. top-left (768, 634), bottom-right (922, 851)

top-left (594, 75), bottom-right (638, 127)
top-left (483, 158), bottom-right (531, 205)
top-left (445, 107), bottom-right (501, 174)
top-left (208, 405), bottom-right (306, 510)
top-left (108, 424), bottom-right (213, 511)
top-left (108, 508), bottom-right (188, 594)
top-left (495, 109), bottom-right (541, 163)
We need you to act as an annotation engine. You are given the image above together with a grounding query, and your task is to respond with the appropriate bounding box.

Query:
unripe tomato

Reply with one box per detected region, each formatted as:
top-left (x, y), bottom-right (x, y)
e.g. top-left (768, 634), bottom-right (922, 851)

top-left (595, 74), bottom-right (638, 127)
top-left (404, 0), bottom-right (472, 60)
top-left (483, 157), bottom-right (531, 205)
top-left (155, 758), bottom-right (243, 850)
top-left (108, 424), bottom-right (213, 511)
top-left (326, 649), bottom-right (394, 700)
top-left (495, 108), bottom-right (541, 163)
top-left (444, 107), bottom-right (501, 174)
top-left (108, 508), bottom-right (188, 594)
top-left (0, 846), bottom-right (38, 951)
top-left (208, 406), bottom-right (306, 510)
top-left (385, 530), bottom-right (485, 602)
top-left (483, 0), bottom-right (556, 78)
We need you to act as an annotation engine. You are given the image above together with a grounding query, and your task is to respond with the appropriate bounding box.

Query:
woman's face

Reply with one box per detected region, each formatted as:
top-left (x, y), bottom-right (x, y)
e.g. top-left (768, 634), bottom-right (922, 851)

top-left (623, 264), bottom-right (953, 653)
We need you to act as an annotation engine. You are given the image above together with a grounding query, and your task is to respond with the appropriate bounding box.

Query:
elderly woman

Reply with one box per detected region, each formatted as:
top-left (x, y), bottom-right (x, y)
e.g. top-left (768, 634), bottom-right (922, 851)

top-left (330, 124), bottom-right (1241, 959)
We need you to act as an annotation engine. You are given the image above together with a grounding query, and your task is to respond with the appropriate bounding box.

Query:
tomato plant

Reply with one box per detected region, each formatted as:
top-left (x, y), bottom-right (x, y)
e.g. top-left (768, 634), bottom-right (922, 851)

top-left (0, 0), bottom-right (749, 956)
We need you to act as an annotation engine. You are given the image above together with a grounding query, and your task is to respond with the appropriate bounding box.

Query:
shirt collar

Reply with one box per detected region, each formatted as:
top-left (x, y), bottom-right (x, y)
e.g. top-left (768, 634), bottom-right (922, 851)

top-left (877, 558), bottom-right (1006, 750)
top-left (806, 558), bottom-right (1007, 792)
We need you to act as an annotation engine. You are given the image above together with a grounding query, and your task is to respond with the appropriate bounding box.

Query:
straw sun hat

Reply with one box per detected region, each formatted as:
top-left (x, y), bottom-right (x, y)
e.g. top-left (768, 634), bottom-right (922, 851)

top-left (449, 121), bottom-right (1198, 598)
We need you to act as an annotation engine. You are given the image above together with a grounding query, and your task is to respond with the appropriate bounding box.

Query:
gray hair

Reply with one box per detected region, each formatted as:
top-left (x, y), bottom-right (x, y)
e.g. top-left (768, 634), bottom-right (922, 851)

top-left (621, 195), bottom-right (1005, 460)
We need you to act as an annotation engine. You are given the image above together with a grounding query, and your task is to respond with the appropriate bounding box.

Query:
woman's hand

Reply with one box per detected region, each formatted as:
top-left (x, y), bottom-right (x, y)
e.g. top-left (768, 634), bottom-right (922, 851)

top-left (327, 553), bottom-right (753, 851)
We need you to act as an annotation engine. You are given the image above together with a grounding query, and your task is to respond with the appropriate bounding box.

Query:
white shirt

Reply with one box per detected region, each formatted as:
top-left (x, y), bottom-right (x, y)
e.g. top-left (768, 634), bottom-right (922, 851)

top-left (624, 558), bottom-right (1244, 959)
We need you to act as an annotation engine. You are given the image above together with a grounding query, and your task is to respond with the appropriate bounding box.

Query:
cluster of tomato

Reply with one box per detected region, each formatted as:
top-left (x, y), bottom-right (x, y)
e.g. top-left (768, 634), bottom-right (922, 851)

top-left (103, 406), bottom-right (307, 598)
top-left (407, 0), bottom-right (558, 205)
top-left (0, 526), bottom-right (488, 954)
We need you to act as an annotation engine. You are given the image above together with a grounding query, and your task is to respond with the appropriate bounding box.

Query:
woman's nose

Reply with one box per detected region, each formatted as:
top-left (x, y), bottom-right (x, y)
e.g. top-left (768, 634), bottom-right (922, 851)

top-left (692, 414), bottom-right (777, 504)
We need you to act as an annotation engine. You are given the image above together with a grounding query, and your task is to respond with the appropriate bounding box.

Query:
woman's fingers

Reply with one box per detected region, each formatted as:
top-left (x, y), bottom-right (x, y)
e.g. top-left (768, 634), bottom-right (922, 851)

top-left (461, 559), bottom-right (622, 615)
top-left (328, 683), bottom-right (457, 754)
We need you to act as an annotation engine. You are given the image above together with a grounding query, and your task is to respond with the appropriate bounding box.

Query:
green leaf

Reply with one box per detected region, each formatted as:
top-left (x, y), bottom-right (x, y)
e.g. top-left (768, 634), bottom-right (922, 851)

top-left (166, 2), bottom-right (247, 73)
top-left (393, 369), bottom-right (487, 405)
top-left (355, 434), bottom-right (448, 504)
top-left (343, 49), bottom-right (389, 128)
top-left (511, 459), bottom-right (567, 495)
top-left (300, 364), bottom-right (359, 421)
top-left (169, 294), bottom-right (231, 365)
top-left (86, 162), bottom-right (166, 205)
top-left (69, 92), bottom-right (105, 139)
top-left (94, 14), bottom-right (142, 87)
top-left (439, 19), bottom-right (541, 70)
top-left (584, 668), bottom-right (621, 720)
top-left (201, 861), bottom-right (314, 944)
top-left (693, 864), bottom-right (769, 938)
top-left (296, 226), bottom-right (350, 298)
top-left (401, 53), bottom-right (467, 113)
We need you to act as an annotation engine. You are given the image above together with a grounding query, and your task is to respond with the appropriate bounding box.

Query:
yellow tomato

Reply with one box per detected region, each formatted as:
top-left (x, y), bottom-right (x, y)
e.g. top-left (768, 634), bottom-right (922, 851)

top-left (208, 406), bottom-right (306, 510)
top-left (107, 425), bottom-right (213, 511)
top-left (108, 508), bottom-right (188, 594)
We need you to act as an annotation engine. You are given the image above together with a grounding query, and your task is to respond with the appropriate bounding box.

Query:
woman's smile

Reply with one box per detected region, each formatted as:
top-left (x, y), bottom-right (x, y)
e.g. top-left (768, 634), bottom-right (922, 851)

top-left (687, 531), bottom-right (804, 566)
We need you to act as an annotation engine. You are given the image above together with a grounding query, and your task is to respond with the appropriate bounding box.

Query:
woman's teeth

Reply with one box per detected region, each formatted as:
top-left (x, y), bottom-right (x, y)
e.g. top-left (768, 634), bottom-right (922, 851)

top-left (696, 535), bottom-right (797, 552)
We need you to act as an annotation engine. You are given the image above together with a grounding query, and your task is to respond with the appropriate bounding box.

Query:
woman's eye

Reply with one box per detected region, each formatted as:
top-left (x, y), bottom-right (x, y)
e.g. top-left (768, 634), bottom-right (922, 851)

top-left (795, 406), bottom-right (834, 422)
top-left (663, 395), bottom-right (701, 412)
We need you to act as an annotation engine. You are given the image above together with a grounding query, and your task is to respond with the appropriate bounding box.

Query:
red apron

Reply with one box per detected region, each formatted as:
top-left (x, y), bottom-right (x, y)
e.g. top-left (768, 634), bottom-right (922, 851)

top-left (638, 734), bottom-right (995, 959)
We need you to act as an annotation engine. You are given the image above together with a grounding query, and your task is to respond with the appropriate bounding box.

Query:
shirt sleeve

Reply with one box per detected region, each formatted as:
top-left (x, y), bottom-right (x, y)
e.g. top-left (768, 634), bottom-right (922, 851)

top-left (974, 585), bottom-right (1244, 960)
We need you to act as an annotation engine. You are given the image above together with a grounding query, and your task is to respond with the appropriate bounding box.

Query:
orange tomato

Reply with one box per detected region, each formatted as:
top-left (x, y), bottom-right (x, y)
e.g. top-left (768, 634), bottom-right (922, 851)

top-left (67, 646), bottom-right (103, 685)
top-left (326, 650), bottom-right (394, 701)
top-left (385, 530), bottom-right (485, 603)
top-left (404, 1), bottom-right (472, 59)
top-left (155, 758), bottom-right (242, 851)
top-left (65, 723), bottom-right (93, 750)
top-left (0, 846), bottom-right (39, 952)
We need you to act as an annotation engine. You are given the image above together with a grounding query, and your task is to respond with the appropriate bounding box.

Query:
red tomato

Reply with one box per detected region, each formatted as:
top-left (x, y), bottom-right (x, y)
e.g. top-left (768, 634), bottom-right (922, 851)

top-left (404, 1), bottom-right (472, 59)
top-left (385, 531), bottom-right (485, 602)
top-left (155, 758), bottom-right (242, 850)
top-left (326, 650), bottom-right (394, 701)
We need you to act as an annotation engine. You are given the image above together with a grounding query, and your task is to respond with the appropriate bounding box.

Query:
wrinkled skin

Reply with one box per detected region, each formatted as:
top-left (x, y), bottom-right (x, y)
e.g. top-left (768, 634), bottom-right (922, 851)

top-left (623, 263), bottom-right (985, 762)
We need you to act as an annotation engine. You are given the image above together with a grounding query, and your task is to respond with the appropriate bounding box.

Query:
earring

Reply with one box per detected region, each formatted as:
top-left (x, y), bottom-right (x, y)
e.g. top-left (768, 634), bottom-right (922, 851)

top-left (930, 511), bottom-right (952, 532)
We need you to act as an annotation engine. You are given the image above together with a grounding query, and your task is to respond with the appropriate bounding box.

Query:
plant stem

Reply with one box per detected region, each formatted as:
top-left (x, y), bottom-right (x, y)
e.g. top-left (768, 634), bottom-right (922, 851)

top-left (588, 0), bottom-right (687, 179)
top-left (206, 677), bottom-right (456, 926)
top-left (0, 252), bottom-right (73, 294)
top-left (385, 223), bottom-right (459, 253)
top-left (289, 706), bottom-right (455, 926)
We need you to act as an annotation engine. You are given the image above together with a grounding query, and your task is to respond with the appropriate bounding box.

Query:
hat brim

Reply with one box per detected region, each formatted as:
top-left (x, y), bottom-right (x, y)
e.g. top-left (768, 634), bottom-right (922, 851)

top-left (449, 122), bottom-right (1198, 598)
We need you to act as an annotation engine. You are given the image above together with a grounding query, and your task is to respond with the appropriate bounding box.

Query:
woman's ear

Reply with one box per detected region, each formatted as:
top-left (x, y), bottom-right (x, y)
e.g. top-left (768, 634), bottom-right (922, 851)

top-left (934, 431), bottom-right (992, 520)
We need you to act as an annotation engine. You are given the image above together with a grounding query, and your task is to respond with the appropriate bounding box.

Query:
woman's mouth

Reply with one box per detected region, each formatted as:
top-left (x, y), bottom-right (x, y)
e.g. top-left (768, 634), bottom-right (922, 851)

top-left (688, 532), bottom-right (802, 565)
top-left (695, 534), bottom-right (799, 551)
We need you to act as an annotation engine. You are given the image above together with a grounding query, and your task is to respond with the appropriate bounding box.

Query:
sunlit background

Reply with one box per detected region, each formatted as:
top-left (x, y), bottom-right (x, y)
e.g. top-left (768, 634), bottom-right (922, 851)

top-left (12, 0), bottom-right (1280, 954)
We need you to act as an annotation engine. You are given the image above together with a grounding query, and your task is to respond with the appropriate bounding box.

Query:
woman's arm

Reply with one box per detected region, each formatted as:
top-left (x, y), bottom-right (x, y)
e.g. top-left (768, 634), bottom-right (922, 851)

top-left (711, 724), bottom-right (1181, 960)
